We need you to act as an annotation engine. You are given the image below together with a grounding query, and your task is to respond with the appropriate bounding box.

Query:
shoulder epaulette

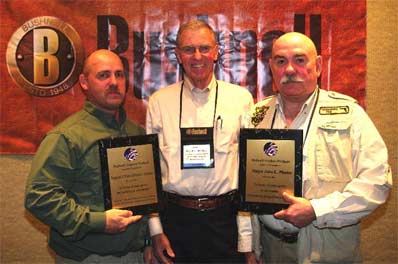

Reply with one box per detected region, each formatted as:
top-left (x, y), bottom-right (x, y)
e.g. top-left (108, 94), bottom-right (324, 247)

top-left (257, 95), bottom-right (275, 105)
top-left (327, 91), bottom-right (357, 103)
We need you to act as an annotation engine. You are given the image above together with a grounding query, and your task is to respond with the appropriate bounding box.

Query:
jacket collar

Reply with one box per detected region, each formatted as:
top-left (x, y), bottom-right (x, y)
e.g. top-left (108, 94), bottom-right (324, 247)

top-left (84, 100), bottom-right (126, 128)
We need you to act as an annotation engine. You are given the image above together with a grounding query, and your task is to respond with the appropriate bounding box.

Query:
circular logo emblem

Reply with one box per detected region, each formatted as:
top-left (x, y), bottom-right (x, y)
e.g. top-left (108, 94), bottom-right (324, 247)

top-left (263, 141), bottom-right (278, 157)
top-left (124, 148), bottom-right (138, 161)
top-left (6, 16), bottom-right (84, 97)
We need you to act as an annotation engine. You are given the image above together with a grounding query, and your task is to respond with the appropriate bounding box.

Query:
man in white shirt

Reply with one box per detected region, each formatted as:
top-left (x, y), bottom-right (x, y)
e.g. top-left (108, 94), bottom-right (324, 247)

top-left (248, 32), bottom-right (392, 263)
top-left (146, 20), bottom-right (255, 263)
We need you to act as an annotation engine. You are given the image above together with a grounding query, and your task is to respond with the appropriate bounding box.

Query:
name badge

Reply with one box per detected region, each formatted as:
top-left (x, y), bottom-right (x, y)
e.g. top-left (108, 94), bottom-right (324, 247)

top-left (180, 127), bottom-right (215, 169)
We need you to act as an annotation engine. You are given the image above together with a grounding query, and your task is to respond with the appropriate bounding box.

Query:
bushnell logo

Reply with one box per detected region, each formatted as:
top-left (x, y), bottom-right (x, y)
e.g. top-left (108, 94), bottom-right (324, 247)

top-left (6, 16), bottom-right (84, 97)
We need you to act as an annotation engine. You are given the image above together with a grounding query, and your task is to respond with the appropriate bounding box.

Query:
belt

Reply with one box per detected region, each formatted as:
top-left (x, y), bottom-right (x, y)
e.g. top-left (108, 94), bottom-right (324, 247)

top-left (164, 190), bottom-right (237, 211)
top-left (262, 224), bottom-right (298, 243)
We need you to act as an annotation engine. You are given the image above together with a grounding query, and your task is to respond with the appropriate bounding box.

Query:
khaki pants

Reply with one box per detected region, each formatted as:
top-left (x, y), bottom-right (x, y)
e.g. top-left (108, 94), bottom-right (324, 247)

top-left (55, 251), bottom-right (144, 264)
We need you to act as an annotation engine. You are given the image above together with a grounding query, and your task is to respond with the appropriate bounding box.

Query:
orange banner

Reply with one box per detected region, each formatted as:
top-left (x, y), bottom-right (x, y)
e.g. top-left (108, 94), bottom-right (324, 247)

top-left (0, 0), bottom-right (366, 153)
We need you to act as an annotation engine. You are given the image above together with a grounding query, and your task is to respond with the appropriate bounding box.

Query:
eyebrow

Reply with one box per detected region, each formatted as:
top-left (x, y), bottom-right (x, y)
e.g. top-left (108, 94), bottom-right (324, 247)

top-left (96, 70), bottom-right (111, 74)
top-left (272, 54), bottom-right (307, 59)
top-left (96, 69), bottom-right (124, 74)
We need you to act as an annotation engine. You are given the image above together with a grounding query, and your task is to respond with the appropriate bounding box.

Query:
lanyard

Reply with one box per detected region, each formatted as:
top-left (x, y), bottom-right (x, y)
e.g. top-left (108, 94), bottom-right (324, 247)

top-left (179, 81), bottom-right (219, 128)
top-left (271, 88), bottom-right (319, 145)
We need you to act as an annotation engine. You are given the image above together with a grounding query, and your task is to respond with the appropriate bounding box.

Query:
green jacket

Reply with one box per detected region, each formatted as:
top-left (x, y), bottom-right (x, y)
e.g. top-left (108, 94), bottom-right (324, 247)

top-left (25, 101), bottom-right (148, 261)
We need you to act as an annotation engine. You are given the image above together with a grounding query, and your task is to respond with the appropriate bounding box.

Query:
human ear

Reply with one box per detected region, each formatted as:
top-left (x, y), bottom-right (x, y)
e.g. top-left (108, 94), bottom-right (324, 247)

top-left (79, 74), bottom-right (89, 91)
top-left (316, 55), bottom-right (322, 77)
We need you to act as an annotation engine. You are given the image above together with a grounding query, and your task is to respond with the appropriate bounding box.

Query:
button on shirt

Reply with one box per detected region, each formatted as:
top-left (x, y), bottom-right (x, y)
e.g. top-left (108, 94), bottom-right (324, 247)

top-left (146, 75), bottom-right (254, 245)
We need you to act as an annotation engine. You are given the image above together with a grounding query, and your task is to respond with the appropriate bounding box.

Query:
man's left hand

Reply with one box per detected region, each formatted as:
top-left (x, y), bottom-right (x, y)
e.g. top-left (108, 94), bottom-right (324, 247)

top-left (273, 192), bottom-right (316, 228)
top-left (144, 246), bottom-right (160, 264)
top-left (245, 252), bottom-right (261, 264)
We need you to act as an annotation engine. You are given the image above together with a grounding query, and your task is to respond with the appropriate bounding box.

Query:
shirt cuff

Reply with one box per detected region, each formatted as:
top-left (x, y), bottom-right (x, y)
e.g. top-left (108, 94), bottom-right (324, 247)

top-left (311, 195), bottom-right (363, 228)
top-left (237, 214), bottom-right (252, 252)
top-left (149, 216), bottom-right (163, 236)
top-left (238, 234), bottom-right (252, 252)
top-left (89, 211), bottom-right (106, 232)
top-left (310, 198), bottom-right (333, 228)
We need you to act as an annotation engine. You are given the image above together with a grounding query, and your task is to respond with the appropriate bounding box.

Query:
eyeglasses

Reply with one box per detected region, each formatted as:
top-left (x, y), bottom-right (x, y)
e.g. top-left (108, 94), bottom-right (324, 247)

top-left (179, 45), bottom-right (214, 55)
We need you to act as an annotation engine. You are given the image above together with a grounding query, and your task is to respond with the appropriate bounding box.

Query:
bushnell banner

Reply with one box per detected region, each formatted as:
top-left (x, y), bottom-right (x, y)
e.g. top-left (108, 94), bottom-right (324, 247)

top-left (0, 0), bottom-right (366, 154)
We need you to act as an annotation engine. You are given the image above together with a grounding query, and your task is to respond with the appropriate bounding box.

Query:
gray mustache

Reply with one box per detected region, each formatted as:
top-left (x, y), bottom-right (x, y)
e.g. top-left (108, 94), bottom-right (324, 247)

top-left (280, 75), bottom-right (304, 84)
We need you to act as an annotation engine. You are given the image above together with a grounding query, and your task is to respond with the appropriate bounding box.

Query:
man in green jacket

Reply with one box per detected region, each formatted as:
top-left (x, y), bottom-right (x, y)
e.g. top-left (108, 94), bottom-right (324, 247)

top-left (25, 49), bottom-right (149, 263)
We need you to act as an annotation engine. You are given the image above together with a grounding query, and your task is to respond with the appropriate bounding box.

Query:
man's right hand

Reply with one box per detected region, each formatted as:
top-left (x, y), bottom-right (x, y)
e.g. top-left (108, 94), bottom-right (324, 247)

top-left (104, 209), bottom-right (142, 233)
top-left (245, 251), bottom-right (262, 264)
top-left (152, 233), bottom-right (175, 264)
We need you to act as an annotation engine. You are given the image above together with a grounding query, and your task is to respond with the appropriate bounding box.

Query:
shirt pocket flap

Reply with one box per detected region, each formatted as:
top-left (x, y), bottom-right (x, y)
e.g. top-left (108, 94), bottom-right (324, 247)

top-left (318, 118), bottom-right (351, 130)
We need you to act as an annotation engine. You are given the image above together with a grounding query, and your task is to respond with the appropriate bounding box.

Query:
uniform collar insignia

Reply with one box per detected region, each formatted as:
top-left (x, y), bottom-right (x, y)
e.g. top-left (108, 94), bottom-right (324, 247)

top-left (251, 105), bottom-right (270, 127)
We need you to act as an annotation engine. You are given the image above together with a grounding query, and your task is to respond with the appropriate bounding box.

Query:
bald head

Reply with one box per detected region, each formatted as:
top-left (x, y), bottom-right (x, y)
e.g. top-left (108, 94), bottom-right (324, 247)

top-left (82, 49), bottom-right (123, 76)
top-left (272, 32), bottom-right (318, 58)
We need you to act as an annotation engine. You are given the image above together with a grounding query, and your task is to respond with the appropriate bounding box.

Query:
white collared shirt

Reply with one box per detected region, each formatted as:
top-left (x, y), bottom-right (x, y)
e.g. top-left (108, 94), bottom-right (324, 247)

top-left (146, 75), bottom-right (254, 249)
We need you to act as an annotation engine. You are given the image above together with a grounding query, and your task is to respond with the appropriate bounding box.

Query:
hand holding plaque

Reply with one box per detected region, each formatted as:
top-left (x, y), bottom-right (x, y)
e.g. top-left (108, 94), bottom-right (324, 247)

top-left (238, 129), bottom-right (303, 214)
top-left (98, 134), bottom-right (162, 215)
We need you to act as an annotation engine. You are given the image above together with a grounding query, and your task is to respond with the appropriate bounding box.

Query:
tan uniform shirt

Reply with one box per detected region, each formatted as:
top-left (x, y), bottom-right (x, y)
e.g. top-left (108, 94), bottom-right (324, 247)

top-left (251, 89), bottom-right (392, 262)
